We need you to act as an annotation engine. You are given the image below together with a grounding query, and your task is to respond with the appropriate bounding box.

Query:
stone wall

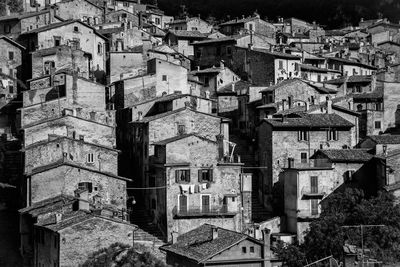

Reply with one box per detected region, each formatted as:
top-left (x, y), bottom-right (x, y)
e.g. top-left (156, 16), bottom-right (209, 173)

top-left (30, 165), bottom-right (127, 209)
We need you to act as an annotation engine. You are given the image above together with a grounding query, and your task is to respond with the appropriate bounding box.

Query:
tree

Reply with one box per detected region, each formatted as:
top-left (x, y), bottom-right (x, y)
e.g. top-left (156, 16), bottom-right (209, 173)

top-left (82, 243), bottom-right (168, 267)
top-left (303, 188), bottom-right (400, 263)
top-left (0, 0), bottom-right (23, 15)
top-left (274, 242), bottom-right (306, 267)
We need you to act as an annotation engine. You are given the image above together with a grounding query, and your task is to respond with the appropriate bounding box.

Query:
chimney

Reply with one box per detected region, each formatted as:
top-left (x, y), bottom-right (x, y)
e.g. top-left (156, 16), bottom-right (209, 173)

top-left (326, 99), bottom-right (333, 114)
top-left (262, 228), bottom-right (271, 264)
top-left (171, 232), bottom-right (178, 244)
top-left (78, 190), bottom-right (90, 211)
top-left (55, 213), bottom-right (62, 223)
top-left (211, 226), bottom-right (218, 240)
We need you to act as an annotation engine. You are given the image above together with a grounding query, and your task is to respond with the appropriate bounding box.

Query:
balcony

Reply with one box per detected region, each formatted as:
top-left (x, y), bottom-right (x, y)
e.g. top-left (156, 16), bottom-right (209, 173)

top-left (301, 186), bottom-right (328, 199)
top-left (297, 209), bottom-right (320, 220)
top-left (172, 205), bottom-right (237, 219)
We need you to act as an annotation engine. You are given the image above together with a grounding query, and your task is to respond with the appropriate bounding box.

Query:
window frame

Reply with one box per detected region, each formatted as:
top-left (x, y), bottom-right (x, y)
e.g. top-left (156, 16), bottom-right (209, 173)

top-left (300, 152), bottom-right (308, 164)
top-left (198, 169), bottom-right (213, 182)
top-left (175, 169), bottom-right (190, 183)
top-left (86, 153), bottom-right (95, 164)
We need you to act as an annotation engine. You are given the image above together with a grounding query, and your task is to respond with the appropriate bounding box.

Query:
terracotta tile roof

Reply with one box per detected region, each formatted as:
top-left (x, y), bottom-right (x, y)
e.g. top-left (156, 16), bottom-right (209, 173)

top-left (0, 36), bottom-right (25, 50)
top-left (311, 149), bottom-right (373, 163)
top-left (0, 9), bottom-right (50, 21)
top-left (134, 107), bottom-right (226, 123)
top-left (219, 16), bottom-right (258, 26)
top-left (263, 113), bottom-right (354, 129)
top-left (251, 48), bottom-right (301, 59)
top-left (160, 224), bottom-right (257, 263)
top-left (190, 67), bottom-right (222, 75)
top-left (365, 135), bottom-right (400, 144)
top-left (300, 64), bottom-right (341, 73)
top-left (260, 79), bottom-right (337, 94)
top-left (193, 36), bottom-right (237, 45)
top-left (217, 80), bottom-right (250, 94)
top-left (325, 57), bottom-right (376, 69)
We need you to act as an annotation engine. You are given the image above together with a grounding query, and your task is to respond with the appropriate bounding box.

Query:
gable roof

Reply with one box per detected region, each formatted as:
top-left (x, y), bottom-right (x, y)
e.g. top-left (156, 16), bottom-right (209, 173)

top-left (26, 160), bottom-right (131, 182)
top-left (263, 113), bottom-right (354, 129)
top-left (160, 224), bottom-right (261, 263)
top-left (153, 133), bottom-right (217, 146)
top-left (20, 20), bottom-right (107, 40)
top-left (0, 35), bottom-right (26, 50)
top-left (259, 79), bottom-right (336, 94)
top-left (364, 135), bottom-right (400, 145)
top-left (219, 16), bottom-right (259, 26)
top-left (310, 149), bottom-right (373, 163)
top-left (19, 194), bottom-right (76, 216)
top-left (166, 30), bottom-right (208, 39)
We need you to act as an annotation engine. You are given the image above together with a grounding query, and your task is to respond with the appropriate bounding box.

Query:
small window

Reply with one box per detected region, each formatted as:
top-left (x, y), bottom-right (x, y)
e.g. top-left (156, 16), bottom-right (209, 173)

top-left (97, 43), bottom-right (102, 54)
top-left (198, 169), bottom-right (213, 182)
top-left (162, 75), bottom-right (167, 81)
top-left (279, 60), bottom-right (283, 69)
top-left (301, 152), bottom-right (308, 163)
top-left (311, 199), bottom-right (319, 215)
top-left (204, 77), bottom-right (209, 87)
top-left (78, 182), bottom-right (93, 193)
top-left (86, 153), bottom-right (95, 163)
top-left (375, 121), bottom-right (381, 129)
top-left (327, 129), bottom-right (338, 141)
top-left (250, 246), bottom-right (255, 253)
top-left (73, 26), bottom-right (79, 32)
top-left (8, 51), bottom-right (14, 60)
top-left (4, 24), bottom-right (11, 34)
top-left (298, 130), bottom-right (309, 141)
top-left (242, 247), bottom-right (247, 253)
top-left (175, 170), bottom-right (190, 183)
top-left (177, 124), bottom-right (185, 135)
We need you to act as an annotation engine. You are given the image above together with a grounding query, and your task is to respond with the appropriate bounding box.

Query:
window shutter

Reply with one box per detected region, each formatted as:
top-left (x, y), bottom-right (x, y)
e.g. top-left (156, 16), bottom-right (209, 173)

top-left (335, 131), bottom-right (339, 141)
top-left (298, 131), bottom-right (301, 141)
top-left (209, 169), bottom-right (213, 182)
top-left (186, 170), bottom-right (190, 182)
top-left (175, 170), bottom-right (179, 183)
top-left (306, 131), bottom-right (309, 141)
top-left (326, 130), bottom-right (330, 141)
top-left (198, 170), bottom-right (202, 182)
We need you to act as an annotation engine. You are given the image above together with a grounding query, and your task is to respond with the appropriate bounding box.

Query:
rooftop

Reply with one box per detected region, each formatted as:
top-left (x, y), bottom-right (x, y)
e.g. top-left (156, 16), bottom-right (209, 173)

top-left (325, 75), bottom-right (373, 85)
top-left (365, 135), bottom-right (400, 145)
top-left (311, 149), bottom-right (373, 163)
top-left (167, 30), bottom-right (208, 39)
top-left (263, 113), bottom-right (354, 129)
top-left (160, 224), bottom-right (258, 263)
top-left (19, 194), bottom-right (76, 217)
top-left (153, 133), bottom-right (217, 146)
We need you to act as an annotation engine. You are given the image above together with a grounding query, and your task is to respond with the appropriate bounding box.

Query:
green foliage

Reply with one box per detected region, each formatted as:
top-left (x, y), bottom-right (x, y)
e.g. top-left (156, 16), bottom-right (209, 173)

top-left (82, 243), bottom-right (168, 267)
top-left (274, 242), bottom-right (306, 267)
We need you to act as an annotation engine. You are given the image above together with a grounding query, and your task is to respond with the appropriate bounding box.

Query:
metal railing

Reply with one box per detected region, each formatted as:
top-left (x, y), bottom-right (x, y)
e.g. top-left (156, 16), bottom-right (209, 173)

top-left (172, 205), bottom-right (237, 217)
top-left (301, 186), bottom-right (329, 197)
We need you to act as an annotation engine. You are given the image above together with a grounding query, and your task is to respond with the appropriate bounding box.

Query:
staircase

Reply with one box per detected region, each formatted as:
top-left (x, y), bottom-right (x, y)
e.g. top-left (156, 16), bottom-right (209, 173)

top-left (130, 207), bottom-right (165, 245)
top-left (229, 132), bottom-right (271, 223)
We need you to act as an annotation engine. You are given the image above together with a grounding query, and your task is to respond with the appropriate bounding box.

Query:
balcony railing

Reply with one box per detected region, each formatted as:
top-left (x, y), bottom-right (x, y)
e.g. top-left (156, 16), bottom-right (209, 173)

top-left (172, 205), bottom-right (237, 218)
top-left (301, 186), bottom-right (329, 199)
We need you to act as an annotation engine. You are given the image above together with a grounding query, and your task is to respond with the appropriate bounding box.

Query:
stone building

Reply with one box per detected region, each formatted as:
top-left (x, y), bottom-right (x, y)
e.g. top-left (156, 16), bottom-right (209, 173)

top-left (164, 30), bottom-right (208, 57)
top-left (111, 58), bottom-right (190, 108)
top-left (160, 224), bottom-right (277, 267)
top-left (53, 0), bottom-right (104, 25)
top-left (19, 20), bottom-right (107, 80)
top-left (32, 197), bottom-right (134, 267)
top-left (167, 16), bottom-right (213, 33)
top-left (31, 46), bottom-right (91, 80)
top-left (0, 9), bottom-right (60, 39)
top-left (151, 134), bottom-right (251, 239)
top-left (104, 9), bottom-right (139, 27)
top-left (257, 112), bottom-right (355, 209)
top-left (219, 14), bottom-right (276, 40)
top-left (111, 0), bottom-right (147, 15)
top-left (0, 36), bottom-right (25, 100)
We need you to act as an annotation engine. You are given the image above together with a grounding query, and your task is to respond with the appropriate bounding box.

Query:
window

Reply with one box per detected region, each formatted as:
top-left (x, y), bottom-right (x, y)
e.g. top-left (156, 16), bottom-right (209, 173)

top-left (310, 176), bottom-right (318, 193)
top-left (242, 247), bottom-right (247, 253)
top-left (179, 194), bottom-right (188, 212)
top-left (175, 170), bottom-right (190, 183)
top-left (78, 182), bottom-right (93, 193)
top-left (250, 246), bottom-right (255, 253)
top-left (73, 26), bottom-right (79, 32)
top-left (226, 47), bottom-right (232, 55)
top-left (155, 18), bottom-right (160, 25)
top-left (9, 85), bottom-right (14, 94)
top-left (248, 23), bottom-right (253, 31)
top-left (191, 27), bottom-right (198, 31)
top-left (327, 129), bottom-right (338, 141)
top-left (204, 77), bottom-right (209, 87)
top-left (195, 49), bottom-right (202, 58)
top-left (375, 121), bottom-right (381, 129)
top-left (94, 17), bottom-right (99, 25)
top-left (54, 36), bottom-right (61, 47)
top-left (177, 124), bottom-right (185, 135)
top-left (201, 195), bottom-right (210, 213)
top-left (311, 199), bottom-right (319, 215)
top-left (376, 102), bottom-right (383, 111)
top-left (4, 24), bottom-right (11, 34)
top-left (86, 153), bottom-right (95, 163)
top-left (162, 75), bottom-right (167, 81)
top-left (298, 130), bottom-right (309, 141)
top-left (279, 60), bottom-right (283, 69)
top-left (198, 169), bottom-right (213, 182)
top-left (301, 152), bottom-right (308, 164)
top-left (317, 74), bottom-right (321, 82)
top-left (97, 43), bottom-right (102, 54)
top-left (216, 46), bottom-right (221, 56)
top-left (9, 69), bottom-right (13, 78)
top-left (8, 51), bottom-right (14, 60)
top-left (345, 170), bottom-right (355, 182)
